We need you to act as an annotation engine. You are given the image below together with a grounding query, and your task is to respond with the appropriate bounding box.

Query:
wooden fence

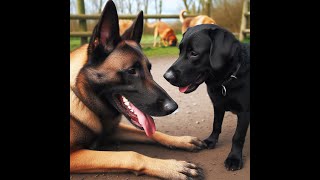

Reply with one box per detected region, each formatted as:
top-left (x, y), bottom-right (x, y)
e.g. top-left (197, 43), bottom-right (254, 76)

top-left (70, 14), bottom-right (197, 39)
top-left (70, 3), bottom-right (250, 45)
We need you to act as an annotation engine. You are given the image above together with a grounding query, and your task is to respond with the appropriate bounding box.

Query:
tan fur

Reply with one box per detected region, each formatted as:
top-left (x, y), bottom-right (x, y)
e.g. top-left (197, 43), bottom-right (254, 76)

top-left (146, 21), bottom-right (178, 47)
top-left (70, 44), bottom-right (102, 135)
top-left (179, 10), bottom-right (216, 33)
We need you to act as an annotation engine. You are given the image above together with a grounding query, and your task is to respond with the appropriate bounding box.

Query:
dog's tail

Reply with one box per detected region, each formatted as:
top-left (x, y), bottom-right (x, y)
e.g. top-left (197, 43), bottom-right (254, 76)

top-left (146, 22), bottom-right (158, 29)
top-left (179, 10), bottom-right (187, 23)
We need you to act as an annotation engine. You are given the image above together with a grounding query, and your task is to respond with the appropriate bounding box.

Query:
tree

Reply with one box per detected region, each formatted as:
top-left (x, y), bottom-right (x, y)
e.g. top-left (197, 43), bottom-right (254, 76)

top-left (203, 0), bottom-right (212, 16)
top-left (159, 0), bottom-right (163, 15)
top-left (77, 0), bottom-right (87, 44)
top-left (99, 0), bottom-right (103, 13)
top-left (114, 0), bottom-right (125, 14)
top-left (182, 0), bottom-right (195, 12)
top-left (136, 0), bottom-right (142, 13)
top-left (126, 0), bottom-right (134, 14)
top-left (144, 0), bottom-right (149, 23)
top-left (155, 0), bottom-right (158, 14)
top-left (182, 0), bottom-right (190, 11)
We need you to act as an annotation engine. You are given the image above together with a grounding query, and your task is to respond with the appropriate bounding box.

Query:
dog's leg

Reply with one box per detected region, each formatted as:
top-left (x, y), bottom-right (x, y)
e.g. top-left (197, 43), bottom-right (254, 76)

top-left (204, 106), bottom-right (225, 148)
top-left (152, 130), bottom-right (207, 151)
top-left (160, 38), bottom-right (165, 47)
top-left (163, 39), bottom-right (168, 47)
top-left (158, 37), bottom-right (162, 47)
top-left (225, 112), bottom-right (250, 171)
top-left (110, 123), bottom-right (206, 152)
top-left (70, 149), bottom-right (203, 179)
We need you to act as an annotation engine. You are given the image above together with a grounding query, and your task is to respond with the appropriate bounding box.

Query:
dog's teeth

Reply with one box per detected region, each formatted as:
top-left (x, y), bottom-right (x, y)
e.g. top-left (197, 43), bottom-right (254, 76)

top-left (122, 96), bottom-right (128, 101)
top-left (130, 109), bottom-right (134, 112)
top-left (124, 102), bottom-right (129, 106)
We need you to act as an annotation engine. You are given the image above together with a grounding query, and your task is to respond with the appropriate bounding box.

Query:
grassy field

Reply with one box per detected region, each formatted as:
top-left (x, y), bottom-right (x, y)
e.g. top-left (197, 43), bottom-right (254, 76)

top-left (70, 34), bottom-right (250, 57)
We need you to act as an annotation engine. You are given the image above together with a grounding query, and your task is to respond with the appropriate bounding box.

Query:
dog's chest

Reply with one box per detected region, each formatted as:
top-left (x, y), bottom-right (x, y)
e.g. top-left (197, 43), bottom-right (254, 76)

top-left (207, 86), bottom-right (244, 113)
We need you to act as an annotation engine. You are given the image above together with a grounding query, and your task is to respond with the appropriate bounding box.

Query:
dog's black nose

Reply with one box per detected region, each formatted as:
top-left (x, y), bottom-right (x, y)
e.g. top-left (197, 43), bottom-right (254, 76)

top-left (164, 70), bottom-right (177, 83)
top-left (163, 99), bottom-right (178, 114)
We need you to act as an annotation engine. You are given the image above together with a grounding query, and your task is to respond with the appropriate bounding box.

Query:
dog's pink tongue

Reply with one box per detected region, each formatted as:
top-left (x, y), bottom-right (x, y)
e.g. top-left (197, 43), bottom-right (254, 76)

top-left (179, 85), bottom-right (190, 93)
top-left (131, 103), bottom-right (156, 137)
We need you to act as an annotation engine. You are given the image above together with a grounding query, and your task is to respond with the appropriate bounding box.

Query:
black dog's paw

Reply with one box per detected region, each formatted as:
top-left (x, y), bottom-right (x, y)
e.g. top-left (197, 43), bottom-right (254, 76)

top-left (204, 137), bottom-right (218, 149)
top-left (224, 156), bottom-right (243, 171)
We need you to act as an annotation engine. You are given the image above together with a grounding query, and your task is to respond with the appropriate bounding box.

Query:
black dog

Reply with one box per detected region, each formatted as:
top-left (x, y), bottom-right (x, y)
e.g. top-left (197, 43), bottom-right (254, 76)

top-left (164, 24), bottom-right (250, 171)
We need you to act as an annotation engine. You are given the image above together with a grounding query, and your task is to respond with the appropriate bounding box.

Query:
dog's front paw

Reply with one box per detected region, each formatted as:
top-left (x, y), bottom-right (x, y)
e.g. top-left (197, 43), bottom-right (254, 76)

top-left (224, 156), bottom-right (243, 171)
top-left (203, 136), bottom-right (218, 149)
top-left (145, 159), bottom-right (204, 180)
top-left (167, 136), bottom-right (207, 152)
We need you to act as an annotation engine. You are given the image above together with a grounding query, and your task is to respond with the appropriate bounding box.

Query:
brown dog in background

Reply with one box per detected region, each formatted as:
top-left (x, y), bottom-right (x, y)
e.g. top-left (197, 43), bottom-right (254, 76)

top-left (147, 21), bottom-right (178, 47)
top-left (179, 10), bottom-right (216, 33)
top-left (70, 1), bottom-right (206, 179)
top-left (119, 20), bottom-right (133, 35)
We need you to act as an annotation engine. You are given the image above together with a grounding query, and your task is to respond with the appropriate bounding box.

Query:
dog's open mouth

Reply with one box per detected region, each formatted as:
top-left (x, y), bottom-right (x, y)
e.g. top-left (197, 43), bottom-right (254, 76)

top-left (179, 72), bottom-right (208, 94)
top-left (114, 95), bottom-right (156, 137)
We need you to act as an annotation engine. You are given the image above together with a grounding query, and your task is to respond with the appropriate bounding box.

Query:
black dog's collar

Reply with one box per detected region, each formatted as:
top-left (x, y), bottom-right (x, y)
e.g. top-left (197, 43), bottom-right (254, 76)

top-left (221, 63), bottom-right (241, 96)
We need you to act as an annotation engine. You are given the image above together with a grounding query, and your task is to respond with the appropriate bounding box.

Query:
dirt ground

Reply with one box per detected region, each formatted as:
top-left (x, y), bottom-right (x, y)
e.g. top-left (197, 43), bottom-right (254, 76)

top-left (71, 56), bottom-right (250, 180)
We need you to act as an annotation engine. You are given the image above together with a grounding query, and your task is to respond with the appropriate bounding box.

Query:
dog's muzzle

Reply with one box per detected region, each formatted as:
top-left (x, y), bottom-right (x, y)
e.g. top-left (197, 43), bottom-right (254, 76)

top-left (164, 69), bottom-right (177, 84)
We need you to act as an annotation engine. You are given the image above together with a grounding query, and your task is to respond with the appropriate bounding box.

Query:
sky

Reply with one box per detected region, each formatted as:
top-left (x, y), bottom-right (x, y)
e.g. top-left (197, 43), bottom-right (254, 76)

top-left (70, 0), bottom-right (191, 23)
top-left (145, 0), bottom-right (184, 14)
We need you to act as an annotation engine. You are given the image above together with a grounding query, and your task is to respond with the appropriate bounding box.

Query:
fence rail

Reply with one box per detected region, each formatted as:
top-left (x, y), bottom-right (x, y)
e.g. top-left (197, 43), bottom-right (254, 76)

top-left (70, 14), bottom-right (197, 20)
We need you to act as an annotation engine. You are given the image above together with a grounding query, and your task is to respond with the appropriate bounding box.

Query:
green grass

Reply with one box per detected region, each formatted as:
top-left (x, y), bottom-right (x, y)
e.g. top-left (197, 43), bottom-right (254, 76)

top-left (243, 36), bottom-right (250, 44)
top-left (140, 33), bottom-right (183, 45)
top-left (142, 46), bottom-right (179, 57)
top-left (70, 37), bottom-right (81, 51)
top-left (70, 34), bottom-right (250, 57)
top-left (70, 34), bottom-right (183, 57)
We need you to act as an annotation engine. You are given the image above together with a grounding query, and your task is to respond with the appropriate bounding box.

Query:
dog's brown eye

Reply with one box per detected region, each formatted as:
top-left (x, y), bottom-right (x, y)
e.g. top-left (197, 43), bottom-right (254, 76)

top-left (128, 68), bottom-right (136, 74)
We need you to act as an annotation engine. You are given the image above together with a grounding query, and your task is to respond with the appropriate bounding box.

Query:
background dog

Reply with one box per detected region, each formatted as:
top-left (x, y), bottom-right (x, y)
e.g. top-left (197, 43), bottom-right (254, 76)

top-left (179, 10), bottom-right (216, 33)
top-left (164, 24), bottom-right (250, 171)
top-left (119, 19), bottom-right (133, 35)
top-left (70, 1), bottom-right (206, 179)
top-left (147, 21), bottom-right (178, 47)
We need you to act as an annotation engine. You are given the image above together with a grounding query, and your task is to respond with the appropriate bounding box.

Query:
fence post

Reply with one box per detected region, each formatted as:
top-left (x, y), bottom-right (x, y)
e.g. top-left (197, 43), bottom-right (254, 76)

top-left (77, 0), bottom-right (88, 45)
top-left (239, 0), bottom-right (249, 41)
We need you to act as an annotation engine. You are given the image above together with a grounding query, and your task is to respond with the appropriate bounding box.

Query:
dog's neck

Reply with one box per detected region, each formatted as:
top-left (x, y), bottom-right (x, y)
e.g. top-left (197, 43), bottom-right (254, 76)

top-left (72, 73), bottom-right (120, 120)
top-left (205, 43), bottom-right (249, 95)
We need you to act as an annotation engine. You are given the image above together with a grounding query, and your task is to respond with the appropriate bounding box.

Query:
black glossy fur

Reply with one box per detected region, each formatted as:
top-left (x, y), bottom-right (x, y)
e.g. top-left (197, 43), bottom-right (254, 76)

top-left (164, 24), bottom-right (250, 171)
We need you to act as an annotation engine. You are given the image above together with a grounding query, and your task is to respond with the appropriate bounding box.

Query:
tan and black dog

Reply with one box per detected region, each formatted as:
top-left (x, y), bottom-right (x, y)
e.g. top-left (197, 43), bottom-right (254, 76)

top-left (179, 10), bottom-right (216, 33)
top-left (70, 1), bottom-right (206, 179)
top-left (146, 21), bottom-right (178, 47)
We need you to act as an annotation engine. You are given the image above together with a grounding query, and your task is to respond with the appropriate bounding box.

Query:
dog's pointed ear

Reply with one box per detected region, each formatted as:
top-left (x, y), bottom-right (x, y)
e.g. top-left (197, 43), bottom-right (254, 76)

top-left (209, 27), bottom-right (240, 71)
top-left (88, 0), bottom-right (121, 55)
top-left (121, 11), bottom-right (144, 43)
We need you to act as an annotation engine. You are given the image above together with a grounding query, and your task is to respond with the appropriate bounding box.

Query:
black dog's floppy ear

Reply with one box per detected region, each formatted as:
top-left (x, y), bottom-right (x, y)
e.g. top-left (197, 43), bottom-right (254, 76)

top-left (121, 11), bottom-right (144, 43)
top-left (209, 28), bottom-right (240, 71)
top-left (88, 0), bottom-right (121, 55)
